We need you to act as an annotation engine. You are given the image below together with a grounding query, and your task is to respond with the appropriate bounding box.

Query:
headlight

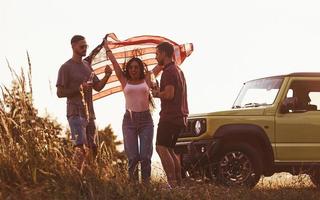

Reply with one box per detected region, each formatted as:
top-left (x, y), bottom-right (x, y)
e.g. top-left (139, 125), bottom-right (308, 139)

top-left (190, 118), bottom-right (206, 136)
top-left (194, 120), bottom-right (202, 135)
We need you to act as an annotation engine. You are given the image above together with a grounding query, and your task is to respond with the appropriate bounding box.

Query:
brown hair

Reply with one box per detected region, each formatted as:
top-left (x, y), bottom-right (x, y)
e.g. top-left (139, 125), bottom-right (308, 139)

top-left (123, 57), bottom-right (146, 80)
top-left (123, 57), bottom-right (156, 110)
top-left (71, 35), bottom-right (85, 44)
top-left (156, 42), bottom-right (174, 58)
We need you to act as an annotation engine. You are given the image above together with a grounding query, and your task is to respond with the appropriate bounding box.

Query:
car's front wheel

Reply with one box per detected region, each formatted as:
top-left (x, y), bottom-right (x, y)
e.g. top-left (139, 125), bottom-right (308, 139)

top-left (216, 143), bottom-right (262, 188)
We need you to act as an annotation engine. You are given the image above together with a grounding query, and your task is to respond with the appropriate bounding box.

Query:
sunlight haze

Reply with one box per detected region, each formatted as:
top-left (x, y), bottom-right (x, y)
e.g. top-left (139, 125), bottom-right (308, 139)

top-left (1, 0), bottom-right (320, 143)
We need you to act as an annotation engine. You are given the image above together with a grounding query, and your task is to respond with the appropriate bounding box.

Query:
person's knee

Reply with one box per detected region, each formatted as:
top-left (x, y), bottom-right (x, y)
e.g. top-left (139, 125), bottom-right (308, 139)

top-left (140, 150), bottom-right (152, 162)
top-left (169, 149), bottom-right (181, 163)
top-left (140, 157), bottom-right (151, 165)
top-left (140, 145), bottom-right (153, 160)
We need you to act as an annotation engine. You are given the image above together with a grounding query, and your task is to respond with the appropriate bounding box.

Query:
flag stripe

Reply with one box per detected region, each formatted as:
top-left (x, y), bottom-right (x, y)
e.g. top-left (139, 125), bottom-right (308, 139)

top-left (93, 85), bottom-right (122, 101)
top-left (93, 58), bottom-right (158, 76)
top-left (104, 75), bottom-right (118, 84)
top-left (106, 34), bottom-right (178, 46)
top-left (92, 46), bottom-right (157, 67)
top-left (87, 33), bottom-right (193, 101)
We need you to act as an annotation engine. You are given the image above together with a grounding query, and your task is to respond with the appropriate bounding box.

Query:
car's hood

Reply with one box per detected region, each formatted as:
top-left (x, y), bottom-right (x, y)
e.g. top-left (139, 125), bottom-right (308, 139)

top-left (189, 107), bottom-right (265, 118)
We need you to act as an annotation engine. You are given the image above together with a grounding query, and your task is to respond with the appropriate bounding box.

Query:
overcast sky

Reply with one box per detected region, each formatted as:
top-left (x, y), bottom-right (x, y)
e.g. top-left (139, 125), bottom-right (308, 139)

top-left (1, 0), bottom-right (320, 141)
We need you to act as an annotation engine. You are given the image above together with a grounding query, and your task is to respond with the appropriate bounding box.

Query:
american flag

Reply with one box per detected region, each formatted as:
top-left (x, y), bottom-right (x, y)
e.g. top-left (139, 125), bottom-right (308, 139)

top-left (84, 33), bottom-right (193, 101)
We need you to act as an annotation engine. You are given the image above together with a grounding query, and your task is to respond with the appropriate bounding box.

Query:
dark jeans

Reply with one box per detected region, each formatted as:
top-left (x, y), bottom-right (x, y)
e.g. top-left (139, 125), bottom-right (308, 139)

top-left (122, 110), bottom-right (154, 182)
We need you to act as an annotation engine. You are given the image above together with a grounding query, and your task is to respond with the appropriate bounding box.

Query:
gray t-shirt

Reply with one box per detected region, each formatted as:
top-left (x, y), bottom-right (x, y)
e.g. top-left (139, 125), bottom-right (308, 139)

top-left (56, 59), bottom-right (99, 119)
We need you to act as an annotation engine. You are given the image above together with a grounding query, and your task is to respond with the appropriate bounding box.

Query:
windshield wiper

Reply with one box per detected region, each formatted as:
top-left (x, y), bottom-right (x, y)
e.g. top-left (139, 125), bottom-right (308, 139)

top-left (243, 102), bottom-right (268, 108)
top-left (232, 105), bottom-right (241, 109)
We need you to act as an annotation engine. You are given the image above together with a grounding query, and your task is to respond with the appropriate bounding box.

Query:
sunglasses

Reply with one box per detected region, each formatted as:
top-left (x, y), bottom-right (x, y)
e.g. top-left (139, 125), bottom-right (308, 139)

top-left (79, 44), bottom-right (89, 49)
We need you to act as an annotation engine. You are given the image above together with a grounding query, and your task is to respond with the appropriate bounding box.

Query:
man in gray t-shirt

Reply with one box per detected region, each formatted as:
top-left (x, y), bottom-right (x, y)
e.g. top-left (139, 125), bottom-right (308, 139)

top-left (56, 35), bottom-right (112, 168)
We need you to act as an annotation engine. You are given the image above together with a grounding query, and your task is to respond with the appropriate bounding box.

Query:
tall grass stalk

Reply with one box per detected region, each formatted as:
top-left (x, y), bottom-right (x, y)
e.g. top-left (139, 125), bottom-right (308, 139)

top-left (1, 58), bottom-right (320, 199)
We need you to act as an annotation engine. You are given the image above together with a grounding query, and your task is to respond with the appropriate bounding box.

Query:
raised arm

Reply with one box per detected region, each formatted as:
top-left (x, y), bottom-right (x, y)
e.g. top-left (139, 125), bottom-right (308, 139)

top-left (103, 42), bottom-right (126, 88)
top-left (93, 65), bottom-right (112, 91)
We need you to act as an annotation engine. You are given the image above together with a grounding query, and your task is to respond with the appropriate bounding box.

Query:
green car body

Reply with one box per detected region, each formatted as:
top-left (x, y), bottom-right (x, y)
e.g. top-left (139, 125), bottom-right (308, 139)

top-left (175, 73), bottom-right (320, 187)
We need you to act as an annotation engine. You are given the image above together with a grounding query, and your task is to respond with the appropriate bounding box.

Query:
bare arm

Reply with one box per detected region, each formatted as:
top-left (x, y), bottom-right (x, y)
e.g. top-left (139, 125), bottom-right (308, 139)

top-left (104, 42), bottom-right (126, 87)
top-left (152, 85), bottom-right (174, 100)
top-left (93, 65), bottom-right (112, 91)
top-left (93, 73), bottom-right (111, 92)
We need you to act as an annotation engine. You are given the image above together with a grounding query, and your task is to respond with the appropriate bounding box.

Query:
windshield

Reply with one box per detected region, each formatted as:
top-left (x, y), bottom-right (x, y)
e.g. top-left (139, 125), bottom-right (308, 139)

top-left (232, 77), bottom-right (284, 108)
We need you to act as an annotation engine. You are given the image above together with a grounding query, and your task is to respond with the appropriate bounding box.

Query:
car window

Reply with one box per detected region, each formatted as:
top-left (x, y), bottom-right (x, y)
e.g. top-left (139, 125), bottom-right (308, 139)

top-left (242, 88), bottom-right (279, 105)
top-left (286, 80), bottom-right (320, 111)
top-left (286, 89), bottom-right (293, 98)
top-left (309, 92), bottom-right (320, 110)
top-left (233, 78), bottom-right (283, 108)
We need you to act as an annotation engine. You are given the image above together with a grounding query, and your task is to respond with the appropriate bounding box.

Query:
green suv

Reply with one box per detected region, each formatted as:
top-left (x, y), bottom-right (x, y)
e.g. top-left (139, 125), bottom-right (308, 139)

top-left (175, 73), bottom-right (320, 187)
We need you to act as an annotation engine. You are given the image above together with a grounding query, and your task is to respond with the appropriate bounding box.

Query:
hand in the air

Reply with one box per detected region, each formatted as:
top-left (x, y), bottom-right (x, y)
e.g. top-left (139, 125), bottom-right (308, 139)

top-left (105, 65), bottom-right (112, 76)
top-left (103, 39), bottom-right (111, 51)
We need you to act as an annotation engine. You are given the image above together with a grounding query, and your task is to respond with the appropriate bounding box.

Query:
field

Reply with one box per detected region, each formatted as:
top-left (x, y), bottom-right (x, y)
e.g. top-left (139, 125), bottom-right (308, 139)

top-left (0, 64), bottom-right (319, 200)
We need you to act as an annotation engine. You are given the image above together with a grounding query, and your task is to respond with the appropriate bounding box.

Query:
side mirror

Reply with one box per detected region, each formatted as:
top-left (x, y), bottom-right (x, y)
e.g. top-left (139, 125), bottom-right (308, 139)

top-left (280, 97), bottom-right (297, 113)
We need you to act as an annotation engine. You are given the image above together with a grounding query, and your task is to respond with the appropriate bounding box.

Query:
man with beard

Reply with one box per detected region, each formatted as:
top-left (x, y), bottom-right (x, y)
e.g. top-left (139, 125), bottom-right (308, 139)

top-left (56, 35), bottom-right (112, 171)
top-left (152, 42), bottom-right (189, 188)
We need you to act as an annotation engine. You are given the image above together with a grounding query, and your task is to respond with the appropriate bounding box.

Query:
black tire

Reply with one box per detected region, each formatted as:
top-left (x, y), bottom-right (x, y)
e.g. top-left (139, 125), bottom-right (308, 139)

top-left (215, 142), bottom-right (262, 188)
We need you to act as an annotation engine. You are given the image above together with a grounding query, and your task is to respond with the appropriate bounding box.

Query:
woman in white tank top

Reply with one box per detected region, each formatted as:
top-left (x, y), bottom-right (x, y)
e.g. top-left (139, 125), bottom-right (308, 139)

top-left (104, 42), bottom-right (163, 184)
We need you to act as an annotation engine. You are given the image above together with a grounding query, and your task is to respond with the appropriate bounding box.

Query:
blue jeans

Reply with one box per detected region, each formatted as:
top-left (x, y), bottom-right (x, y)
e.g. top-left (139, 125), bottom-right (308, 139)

top-left (68, 116), bottom-right (97, 153)
top-left (122, 110), bottom-right (154, 182)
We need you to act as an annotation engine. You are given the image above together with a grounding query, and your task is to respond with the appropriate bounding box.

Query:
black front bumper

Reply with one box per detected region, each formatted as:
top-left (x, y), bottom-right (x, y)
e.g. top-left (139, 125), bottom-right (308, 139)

top-left (174, 139), bottom-right (221, 158)
top-left (174, 139), bottom-right (221, 174)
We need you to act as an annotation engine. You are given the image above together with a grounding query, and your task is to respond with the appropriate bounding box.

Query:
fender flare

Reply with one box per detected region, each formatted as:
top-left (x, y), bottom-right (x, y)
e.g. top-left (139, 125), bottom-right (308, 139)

top-left (213, 124), bottom-right (274, 175)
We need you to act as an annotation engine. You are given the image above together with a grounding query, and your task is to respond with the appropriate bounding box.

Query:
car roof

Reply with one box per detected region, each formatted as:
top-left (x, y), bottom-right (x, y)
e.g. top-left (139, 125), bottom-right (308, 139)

top-left (246, 72), bottom-right (320, 83)
top-left (286, 72), bottom-right (320, 77)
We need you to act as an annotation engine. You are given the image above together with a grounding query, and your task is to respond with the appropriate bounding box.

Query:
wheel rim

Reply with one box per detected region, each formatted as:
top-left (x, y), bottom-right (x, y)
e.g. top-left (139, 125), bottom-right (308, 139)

top-left (219, 151), bottom-right (254, 185)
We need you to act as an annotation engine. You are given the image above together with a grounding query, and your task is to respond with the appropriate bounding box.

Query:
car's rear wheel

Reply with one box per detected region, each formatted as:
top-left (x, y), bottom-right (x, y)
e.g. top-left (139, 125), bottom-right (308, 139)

top-left (216, 143), bottom-right (262, 188)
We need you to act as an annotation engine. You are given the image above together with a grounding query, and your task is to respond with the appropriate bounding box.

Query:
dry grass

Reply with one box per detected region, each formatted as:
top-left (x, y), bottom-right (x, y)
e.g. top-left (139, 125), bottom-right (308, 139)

top-left (0, 59), bottom-right (319, 199)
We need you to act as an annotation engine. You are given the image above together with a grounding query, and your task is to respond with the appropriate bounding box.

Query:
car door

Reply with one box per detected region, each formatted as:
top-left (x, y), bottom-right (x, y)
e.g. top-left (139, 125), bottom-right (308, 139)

top-left (275, 77), bottom-right (320, 162)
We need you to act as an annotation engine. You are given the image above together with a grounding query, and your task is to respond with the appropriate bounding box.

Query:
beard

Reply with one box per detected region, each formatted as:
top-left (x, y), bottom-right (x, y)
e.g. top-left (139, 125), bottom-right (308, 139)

top-left (75, 50), bottom-right (86, 57)
top-left (157, 59), bottom-right (164, 65)
top-left (80, 50), bottom-right (87, 57)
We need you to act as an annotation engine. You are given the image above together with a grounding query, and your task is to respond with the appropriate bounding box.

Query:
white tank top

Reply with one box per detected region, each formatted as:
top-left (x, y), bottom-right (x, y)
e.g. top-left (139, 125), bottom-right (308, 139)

top-left (123, 81), bottom-right (150, 112)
